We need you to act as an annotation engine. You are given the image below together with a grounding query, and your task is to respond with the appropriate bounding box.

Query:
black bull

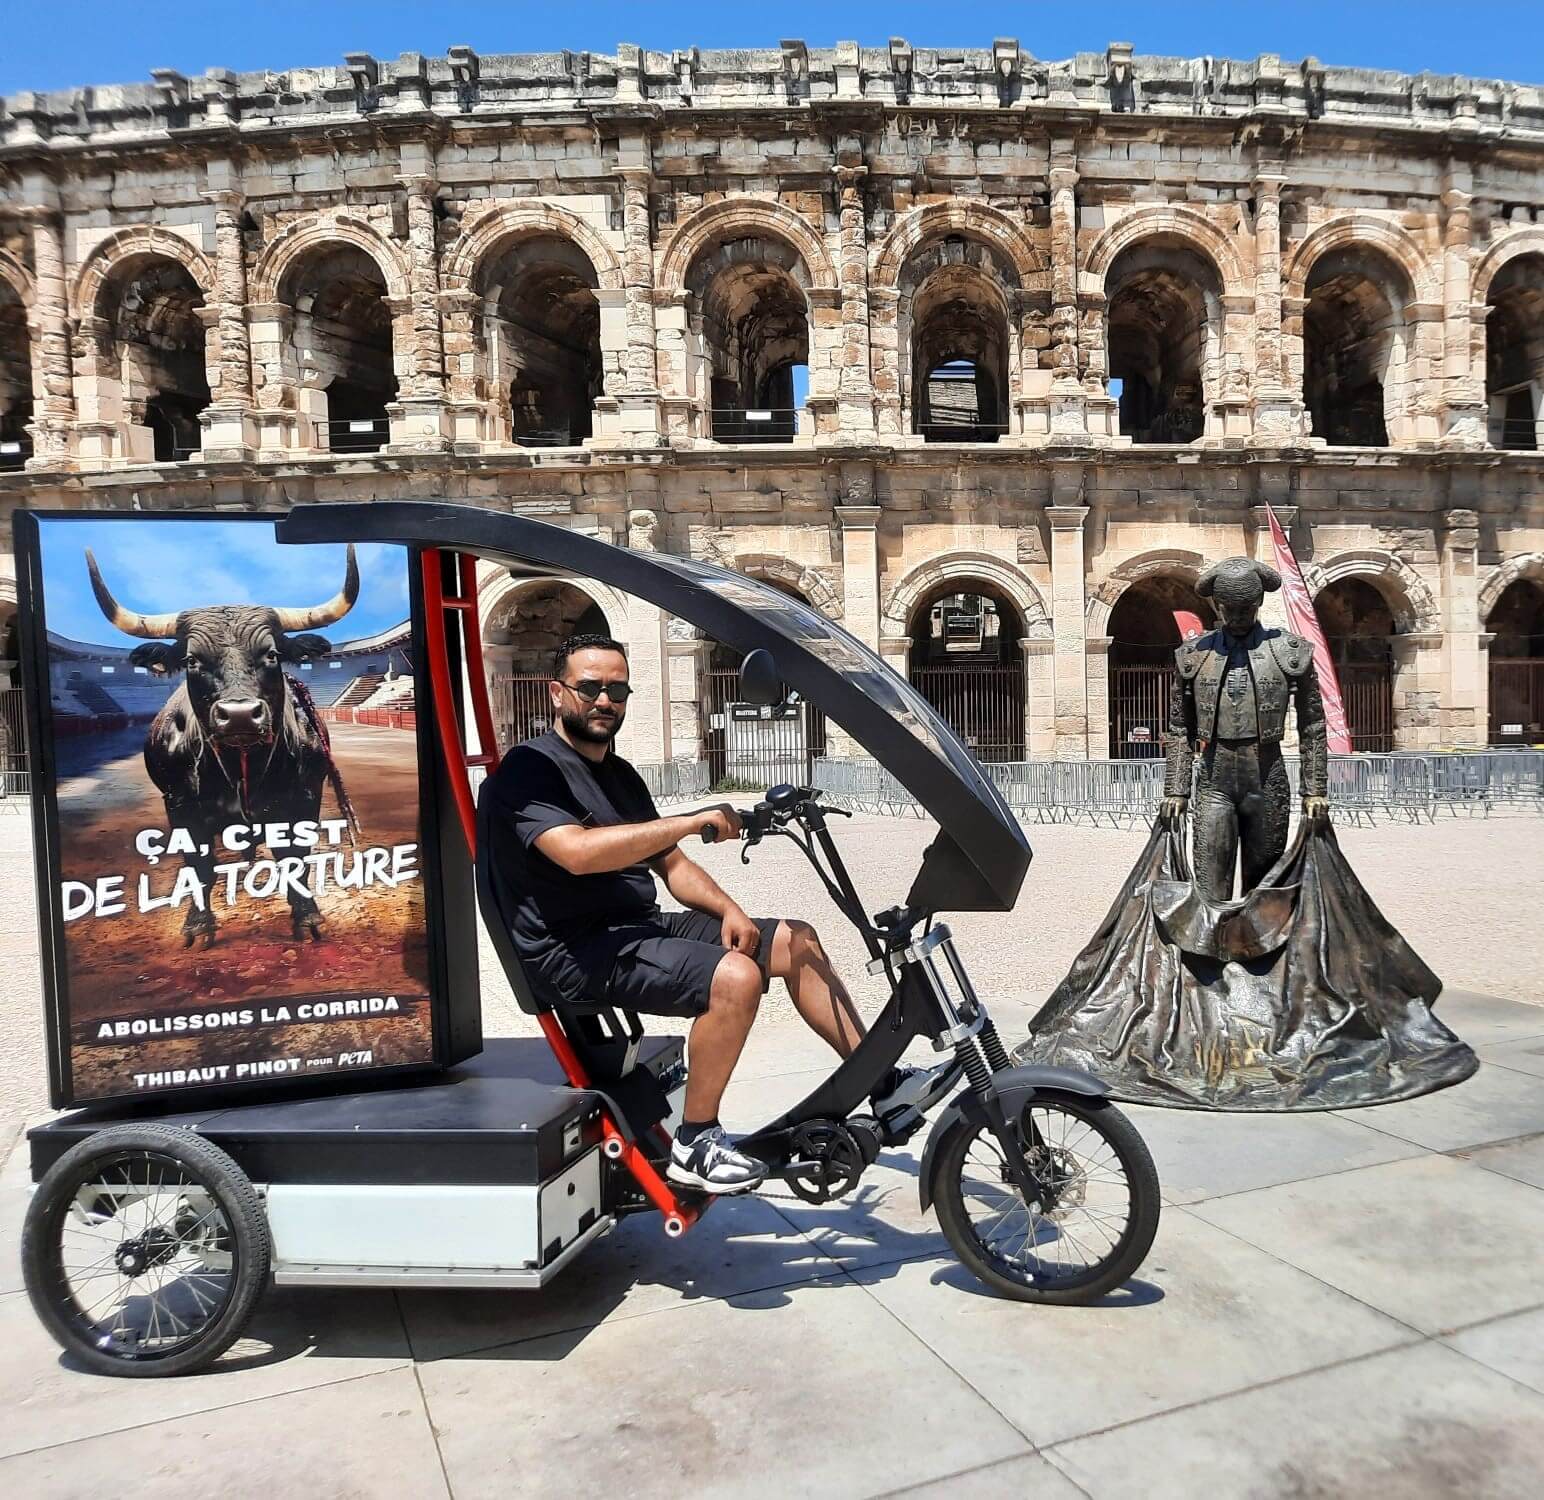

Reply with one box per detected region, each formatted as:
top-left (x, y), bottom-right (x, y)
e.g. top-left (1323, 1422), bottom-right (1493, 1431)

top-left (85, 545), bottom-right (362, 947)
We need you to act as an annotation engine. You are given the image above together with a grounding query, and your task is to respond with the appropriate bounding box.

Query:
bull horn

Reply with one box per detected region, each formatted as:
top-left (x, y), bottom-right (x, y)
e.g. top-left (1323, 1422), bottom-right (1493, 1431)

top-left (85, 549), bottom-right (179, 639)
top-left (274, 544), bottom-right (360, 632)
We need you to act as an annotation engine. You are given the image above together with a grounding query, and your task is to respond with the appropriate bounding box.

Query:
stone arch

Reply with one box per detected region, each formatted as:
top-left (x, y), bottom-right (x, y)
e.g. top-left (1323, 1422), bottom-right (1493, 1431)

top-left (1304, 550), bottom-right (1440, 636)
top-left (1283, 215), bottom-right (1437, 304)
top-left (733, 553), bottom-right (842, 619)
top-left (873, 202), bottom-right (1042, 292)
top-left (1085, 205), bottom-right (1249, 298)
top-left (659, 197), bottom-right (836, 294)
top-left (250, 214), bottom-right (411, 306)
top-left (478, 571), bottom-right (629, 647)
top-left (1479, 552), bottom-right (1544, 623)
top-left (71, 226), bottom-right (215, 320)
top-left (0, 251), bottom-right (33, 309)
top-left (1086, 548), bottom-right (1208, 637)
top-left (442, 202), bottom-right (622, 294)
top-left (1474, 229), bottom-right (1544, 307)
top-left (881, 552), bottom-right (1050, 640)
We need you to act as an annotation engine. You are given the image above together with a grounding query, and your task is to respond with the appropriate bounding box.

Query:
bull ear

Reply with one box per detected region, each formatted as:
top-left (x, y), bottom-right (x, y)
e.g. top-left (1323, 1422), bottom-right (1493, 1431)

top-left (129, 642), bottom-right (183, 677)
top-left (279, 633), bottom-right (332, 662)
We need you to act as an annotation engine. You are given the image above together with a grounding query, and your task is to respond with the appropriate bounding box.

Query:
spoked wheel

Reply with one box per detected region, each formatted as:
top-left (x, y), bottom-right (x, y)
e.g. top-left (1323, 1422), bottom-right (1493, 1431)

top-left (22, 1124), bottom-right (271, 1377)
top-left (933, 1095), bottom-right (1159, 1304)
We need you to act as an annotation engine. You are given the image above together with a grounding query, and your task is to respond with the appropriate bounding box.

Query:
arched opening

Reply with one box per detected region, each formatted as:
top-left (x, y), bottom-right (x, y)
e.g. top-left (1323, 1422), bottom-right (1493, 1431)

top-left (688, 236), bottom-right (810, 444)
top-left (1485, 255), bottom-right (1544, 451)
top-left (1107, 576), bottom-right (1214, 759)
top-left (1487, 577), bottom-right (1544, 744)
top-left (0, 282), bottom-right (30, 470)
top-left (1316, 577), bottom-right (1396, 752)
top-left (1105, 239), bottom-right (1220, 444)
top-left (102, 257), bottom-right (209, 461)
top-left (909, 260), bottom-right (1009, 442)
top-left (703, 578), bottom-right (827, 788)
top-left (285, 247), bottom-right (397, 453)
top-left (484, 580), bottom-right (611, 748)
top-left (0, 600), bottom-right (22, 791)
top-left (1303, 248), bottom-right (1410, 448)
top-left (907, 583), bottom-right (1025, 761)
top-left (477, 235), bottom-right (602, 447)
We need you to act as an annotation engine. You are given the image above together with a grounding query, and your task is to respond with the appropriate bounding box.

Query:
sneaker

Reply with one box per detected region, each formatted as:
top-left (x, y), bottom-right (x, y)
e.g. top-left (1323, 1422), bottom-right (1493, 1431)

top-left (871, 1059), bottom-right (961, 1127)
top-left (667, 1125), bottom-right (768, 1195)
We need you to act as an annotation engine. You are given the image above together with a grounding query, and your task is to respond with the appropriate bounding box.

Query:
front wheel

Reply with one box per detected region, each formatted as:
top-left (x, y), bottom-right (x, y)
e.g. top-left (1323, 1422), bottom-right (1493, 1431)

top-left (932, 1094), bottom-right (1159, 1305)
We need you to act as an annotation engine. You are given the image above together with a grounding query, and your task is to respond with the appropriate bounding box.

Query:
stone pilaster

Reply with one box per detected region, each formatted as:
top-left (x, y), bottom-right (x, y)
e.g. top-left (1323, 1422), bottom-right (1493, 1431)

top-left (836, 501), bottom-right (881, 651)
top-left (1440, 507), bottom-right (1483, 744)
top-left (386, 172), bottom-right (452, 452)
top-left (832, 163), bottom-right (877, 438)
top-left (199, 186), bottom-right (258, 459)
top-left (1021, 637), bottom-right (1057, 758)
top-left (1049, 499), bottom-right (1092, 757)
top-left (1249, 172), bottom-right (1306, 441)
top-left (1047, 156), bottom-right (1088, 437)
top-left (620, 503), bottom-right (671, 763)
top-left (593, 162), bottom-right (665, 445)
top-left (1440, 166), bottom-right (1487, 447)
top-left (21, 205), bottom-right (75, 469)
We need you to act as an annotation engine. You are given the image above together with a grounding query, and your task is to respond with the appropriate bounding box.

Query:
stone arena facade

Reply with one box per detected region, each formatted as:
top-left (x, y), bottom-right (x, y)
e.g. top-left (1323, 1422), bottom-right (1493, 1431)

top-left (1, 41), bottom-right (1543, 770)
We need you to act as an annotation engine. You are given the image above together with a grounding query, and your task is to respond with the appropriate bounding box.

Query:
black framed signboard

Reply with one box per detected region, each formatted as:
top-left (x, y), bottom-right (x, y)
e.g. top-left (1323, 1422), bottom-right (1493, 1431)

top-left (15, 511), bottom-right (480, 1108)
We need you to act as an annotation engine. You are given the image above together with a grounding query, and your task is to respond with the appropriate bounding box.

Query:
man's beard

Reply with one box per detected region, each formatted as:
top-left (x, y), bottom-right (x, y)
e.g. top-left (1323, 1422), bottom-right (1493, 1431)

top-left (561, 704), bottom-right (622, 745)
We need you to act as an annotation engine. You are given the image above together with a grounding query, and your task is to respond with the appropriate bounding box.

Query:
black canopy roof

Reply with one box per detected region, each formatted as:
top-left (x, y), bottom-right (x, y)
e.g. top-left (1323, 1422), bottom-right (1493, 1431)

top-left (277, 501), bottom-right (1030, 913)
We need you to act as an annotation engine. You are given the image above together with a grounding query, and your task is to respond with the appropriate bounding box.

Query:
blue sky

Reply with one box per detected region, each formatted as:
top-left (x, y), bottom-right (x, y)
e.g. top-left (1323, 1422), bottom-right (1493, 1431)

top-left (38, 519), bottom-right (410, 647)
top-left (4, 2), bottom-right (1542, 94)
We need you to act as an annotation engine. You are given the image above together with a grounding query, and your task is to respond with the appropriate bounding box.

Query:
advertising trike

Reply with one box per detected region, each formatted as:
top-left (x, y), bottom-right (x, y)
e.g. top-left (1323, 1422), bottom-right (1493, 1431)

top-left (14, 500), bottom-right (1160, 1376)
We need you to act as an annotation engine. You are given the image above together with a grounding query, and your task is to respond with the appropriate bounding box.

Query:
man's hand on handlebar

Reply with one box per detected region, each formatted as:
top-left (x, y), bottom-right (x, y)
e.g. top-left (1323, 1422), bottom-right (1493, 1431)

top-left (693, 803), bottom-right (743, 844)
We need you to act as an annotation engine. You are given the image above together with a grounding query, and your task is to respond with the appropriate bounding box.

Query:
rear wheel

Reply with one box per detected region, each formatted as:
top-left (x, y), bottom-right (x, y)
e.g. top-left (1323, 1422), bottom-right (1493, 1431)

top-left (22, 1123), bottom-right (270, 1377)
top-left (933, 1094), bottom-right (1159, 1304)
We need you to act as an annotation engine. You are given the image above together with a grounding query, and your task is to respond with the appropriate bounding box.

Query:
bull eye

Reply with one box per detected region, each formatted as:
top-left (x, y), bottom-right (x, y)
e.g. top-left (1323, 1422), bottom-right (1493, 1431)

top-left (263, 649), bottom-right (280, 667)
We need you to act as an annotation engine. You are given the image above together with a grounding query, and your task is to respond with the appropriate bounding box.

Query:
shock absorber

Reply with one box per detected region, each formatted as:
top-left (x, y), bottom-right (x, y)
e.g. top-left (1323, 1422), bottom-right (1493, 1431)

top-left (954, 1036), bottom-right (994, 1095)
top-left (977, 1018), bottom-right (1012, 1073)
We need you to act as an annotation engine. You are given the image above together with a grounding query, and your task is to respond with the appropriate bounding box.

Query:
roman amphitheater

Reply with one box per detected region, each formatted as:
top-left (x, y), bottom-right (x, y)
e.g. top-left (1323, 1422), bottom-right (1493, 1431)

top-left (1, 41), bottom-right (1542, 776)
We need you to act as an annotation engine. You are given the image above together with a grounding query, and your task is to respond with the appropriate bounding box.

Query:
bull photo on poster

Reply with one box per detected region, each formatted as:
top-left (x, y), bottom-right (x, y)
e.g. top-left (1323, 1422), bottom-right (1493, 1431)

top-left (20, 515), bottom-right (444, 1104)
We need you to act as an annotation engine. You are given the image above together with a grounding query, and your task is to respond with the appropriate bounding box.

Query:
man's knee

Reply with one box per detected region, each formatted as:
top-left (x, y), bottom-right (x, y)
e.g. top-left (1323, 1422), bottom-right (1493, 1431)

top-left (708, 950), bottom-right (762, 1018)
top-left (780, 918), bottom-right (826, 963)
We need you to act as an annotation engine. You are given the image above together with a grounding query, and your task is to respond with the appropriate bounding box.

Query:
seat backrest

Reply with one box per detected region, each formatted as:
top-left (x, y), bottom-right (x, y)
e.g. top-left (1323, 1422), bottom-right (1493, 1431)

top-left (473, 784), bottom-right (551, 1018)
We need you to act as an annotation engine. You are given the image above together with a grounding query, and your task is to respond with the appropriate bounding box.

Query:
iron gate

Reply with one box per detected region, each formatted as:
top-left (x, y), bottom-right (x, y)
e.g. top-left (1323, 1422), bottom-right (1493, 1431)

top-left (1337, 662), bottom-right (1394, 754)
top-left (0, 687), bottom-right (25, 794)
top-left (1109, 664), bottom-right (1172, 760)
top-left (491, 674), bottom-right (555, 749)
top-left (1490, 658), bottom-right (1544, 745)
top-left (702, 668), bottom-right (826, 790)
top-left (909, 664), bottom-right (1025, 763)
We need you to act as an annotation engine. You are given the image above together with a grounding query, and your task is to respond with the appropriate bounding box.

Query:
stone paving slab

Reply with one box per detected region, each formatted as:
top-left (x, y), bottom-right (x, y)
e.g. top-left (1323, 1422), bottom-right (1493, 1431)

top-left (851, 1206), bottom-right (1417, 1449)
top-left (1044, 1341), bottom-right (1544, 1500)
top-left (879, 1451), bottom-right (1088, 1499)
top-left (415, 1276), bottom-right (1032, 1500)
top-left (1330, 1058), bottom-right (1544, 1153)
top-left (0, 1366), bottom-right (449, 1498)
top-left (1442, 1307), bottom-right (1544, 1398)
top-left (1477, 1033), bottom-right (1544, 1080)
top-left (0, 1284), bottom-right (414, 1459)
top-left (1188, 1154), bottom-right (1544, 1335)
top-left (1459, 1132), bottom-right (1544, 1191)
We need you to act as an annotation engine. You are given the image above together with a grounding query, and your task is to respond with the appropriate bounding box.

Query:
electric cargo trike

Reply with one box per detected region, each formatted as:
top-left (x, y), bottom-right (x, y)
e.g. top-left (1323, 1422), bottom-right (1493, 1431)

top-left (17, 501), bottom-right (1160, 1376)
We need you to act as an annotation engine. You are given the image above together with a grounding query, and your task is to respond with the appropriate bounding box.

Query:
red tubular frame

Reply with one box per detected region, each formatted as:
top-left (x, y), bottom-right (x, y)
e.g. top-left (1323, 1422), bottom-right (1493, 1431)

top-left (418, 547), bottom-right (699, 1234)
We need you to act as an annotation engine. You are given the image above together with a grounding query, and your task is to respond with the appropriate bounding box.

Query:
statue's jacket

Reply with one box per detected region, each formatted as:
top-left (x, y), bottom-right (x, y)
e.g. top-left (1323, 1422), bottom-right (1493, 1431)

top-left (1163, 625), bottom-right (1329, 797)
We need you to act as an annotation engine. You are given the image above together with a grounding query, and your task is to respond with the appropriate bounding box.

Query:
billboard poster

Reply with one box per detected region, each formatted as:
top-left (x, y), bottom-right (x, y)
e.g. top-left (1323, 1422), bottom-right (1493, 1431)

top-left (21, 514), bottom-right (447, 1105)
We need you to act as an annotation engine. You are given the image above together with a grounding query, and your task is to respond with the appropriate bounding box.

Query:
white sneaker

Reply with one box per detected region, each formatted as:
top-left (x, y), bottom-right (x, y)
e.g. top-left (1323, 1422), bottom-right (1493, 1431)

top-left (667, 1125), bottom-right (768, 1195)
top-left (871, 1060), bottom-right (961, 1127)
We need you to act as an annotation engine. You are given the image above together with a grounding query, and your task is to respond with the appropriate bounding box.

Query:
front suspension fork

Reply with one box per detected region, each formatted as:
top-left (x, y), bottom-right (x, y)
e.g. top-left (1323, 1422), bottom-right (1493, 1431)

top-left (953, 1033), bottom-right (1048, 1206)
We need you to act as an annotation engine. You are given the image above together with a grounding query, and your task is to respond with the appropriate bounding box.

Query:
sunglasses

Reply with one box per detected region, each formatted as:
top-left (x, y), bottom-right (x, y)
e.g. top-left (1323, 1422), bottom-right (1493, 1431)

top-left (555, 678), bottom-right (633, 703)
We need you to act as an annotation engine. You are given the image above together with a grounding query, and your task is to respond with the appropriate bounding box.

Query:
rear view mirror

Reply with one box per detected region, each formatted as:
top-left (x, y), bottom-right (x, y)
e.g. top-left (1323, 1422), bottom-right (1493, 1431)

top-left (738, 648), bottom-right (785, 707)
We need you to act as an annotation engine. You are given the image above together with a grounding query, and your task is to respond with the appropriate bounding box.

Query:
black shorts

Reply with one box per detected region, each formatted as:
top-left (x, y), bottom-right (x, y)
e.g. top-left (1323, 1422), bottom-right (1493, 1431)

top-left (600, 910), bottom-right (783, 1019)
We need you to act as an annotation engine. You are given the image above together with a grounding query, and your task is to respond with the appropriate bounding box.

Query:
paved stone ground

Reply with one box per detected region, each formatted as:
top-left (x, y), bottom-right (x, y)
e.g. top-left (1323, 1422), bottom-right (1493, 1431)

top-left (1, 805), bottom-right (1542, 1496)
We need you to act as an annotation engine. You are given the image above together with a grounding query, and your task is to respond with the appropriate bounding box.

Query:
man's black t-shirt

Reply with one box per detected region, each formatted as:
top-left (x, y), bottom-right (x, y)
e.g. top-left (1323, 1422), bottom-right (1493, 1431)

top-left (482, 730), bottom-right (664, 1005)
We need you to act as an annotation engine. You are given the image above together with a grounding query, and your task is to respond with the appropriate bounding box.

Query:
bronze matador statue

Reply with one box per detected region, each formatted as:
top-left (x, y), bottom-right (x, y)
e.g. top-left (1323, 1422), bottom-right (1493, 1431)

top-left (1159, 558), bottom-right (1329, 901)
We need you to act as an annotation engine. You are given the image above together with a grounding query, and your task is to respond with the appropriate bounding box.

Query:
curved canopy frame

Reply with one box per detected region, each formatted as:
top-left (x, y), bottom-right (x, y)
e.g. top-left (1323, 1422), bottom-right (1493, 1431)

top-left (276, 501), bottom-right (1030, 913)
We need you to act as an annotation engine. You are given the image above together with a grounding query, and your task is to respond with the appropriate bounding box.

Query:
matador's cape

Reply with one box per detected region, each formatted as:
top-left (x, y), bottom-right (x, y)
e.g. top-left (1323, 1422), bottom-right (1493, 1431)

top-left (1015, 821), bottom-right (1478, 1111)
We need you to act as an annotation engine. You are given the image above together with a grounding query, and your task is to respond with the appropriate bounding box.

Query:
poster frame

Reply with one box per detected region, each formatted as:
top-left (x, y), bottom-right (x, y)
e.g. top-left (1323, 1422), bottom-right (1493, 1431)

top-left (13, 508), bottom-right (479, 1111)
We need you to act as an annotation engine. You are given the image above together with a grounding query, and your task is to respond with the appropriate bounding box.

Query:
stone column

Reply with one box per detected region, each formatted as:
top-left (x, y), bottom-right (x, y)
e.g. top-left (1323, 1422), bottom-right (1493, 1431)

top-left (1439, 507), bottom-right (1483, 745)
top-left (199, 188), bottom-right (258, 459)
top-left (1049, 500), bottom-right (1092, 758)
top-left (1047, 156), bottom-right (1088, 438)
top-left (595, 157), bottom-right (666, 445)
top-left (621, 504), bottom-right (671, 764)
top-left (1249, 171), bottom-right (1306, 441)
top-left (21, 205), bottom-right (75, 468)
top-left (832, 163), bottom-right (877, 438)
top-left (836, 501), bottom-right (881, 651)
top-left (1440, 166), bottom-right (1487, 446)
top-left (386, 172), bottom-right (452, 452)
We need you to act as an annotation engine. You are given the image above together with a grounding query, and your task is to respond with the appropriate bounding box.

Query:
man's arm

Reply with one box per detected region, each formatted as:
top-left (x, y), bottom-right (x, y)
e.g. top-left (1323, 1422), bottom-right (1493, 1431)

top-left (652, 845), bottom-right (762, 955)
top-left (534, 804), bottom-right (741, 877)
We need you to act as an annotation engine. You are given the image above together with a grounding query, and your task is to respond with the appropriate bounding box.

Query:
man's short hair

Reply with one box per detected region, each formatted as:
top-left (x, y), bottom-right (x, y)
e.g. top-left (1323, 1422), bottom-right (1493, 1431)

top-left (553, 634), bottom-right (628, 679)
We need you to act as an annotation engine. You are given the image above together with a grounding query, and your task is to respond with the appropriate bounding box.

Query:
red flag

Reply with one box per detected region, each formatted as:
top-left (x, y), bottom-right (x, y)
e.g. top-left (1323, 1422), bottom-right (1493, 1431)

top-left (1172, 610), bottom-right (1206, 641)
top-left (1265, 504), bottom-right (1353, 753)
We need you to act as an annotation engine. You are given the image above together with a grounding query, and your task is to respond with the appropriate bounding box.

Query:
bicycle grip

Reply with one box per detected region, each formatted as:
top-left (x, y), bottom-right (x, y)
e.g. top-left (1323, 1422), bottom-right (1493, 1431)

top-left (700, 822), bottom-right (718, 843)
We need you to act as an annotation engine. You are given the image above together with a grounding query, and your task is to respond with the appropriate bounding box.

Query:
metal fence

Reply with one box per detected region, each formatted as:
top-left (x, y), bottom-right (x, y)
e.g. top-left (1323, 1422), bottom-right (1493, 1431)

top-left (813, 751), bottom-right (1544, 825)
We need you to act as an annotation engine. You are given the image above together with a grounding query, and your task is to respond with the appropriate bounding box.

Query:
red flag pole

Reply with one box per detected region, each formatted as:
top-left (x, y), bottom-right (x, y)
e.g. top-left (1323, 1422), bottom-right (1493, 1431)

top-left (1265, 505), bottom-right (1353, 753)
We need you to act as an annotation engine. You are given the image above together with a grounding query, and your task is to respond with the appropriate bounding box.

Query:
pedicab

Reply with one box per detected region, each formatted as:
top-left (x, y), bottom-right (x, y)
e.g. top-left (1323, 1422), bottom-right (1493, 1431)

top-left (14, 500), bottom-right (1160, 1377)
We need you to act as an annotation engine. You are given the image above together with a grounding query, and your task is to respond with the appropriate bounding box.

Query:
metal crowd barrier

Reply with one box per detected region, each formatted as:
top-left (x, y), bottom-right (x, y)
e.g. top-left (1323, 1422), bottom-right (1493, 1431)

top-left (813, 752), bottom-right (1544, 825)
